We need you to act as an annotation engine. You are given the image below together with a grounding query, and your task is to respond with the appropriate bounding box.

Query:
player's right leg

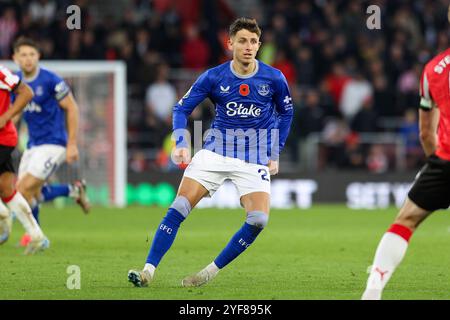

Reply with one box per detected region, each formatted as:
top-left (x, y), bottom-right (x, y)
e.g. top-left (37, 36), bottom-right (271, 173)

top-left (0, 171), bottom-right (48, 254)
top-left (17, 145), bottom-right (66, 224)
top-left (16, 144), bottom-right (68, 245)
top-left (0, 200), bottom-right (12, 244)
top-left (128, 177), bottom-right (208, 287)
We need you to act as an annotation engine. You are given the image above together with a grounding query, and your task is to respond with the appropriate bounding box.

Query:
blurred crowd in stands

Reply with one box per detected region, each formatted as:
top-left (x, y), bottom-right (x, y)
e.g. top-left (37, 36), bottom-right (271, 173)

top-left (1, 0), bottom-right (449, 173)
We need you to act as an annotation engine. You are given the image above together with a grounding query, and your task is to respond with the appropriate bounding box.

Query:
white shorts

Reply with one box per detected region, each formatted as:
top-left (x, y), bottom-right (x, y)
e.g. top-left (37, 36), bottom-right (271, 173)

top-left (184, 149), bottom-right (271, 198)
top-left (18, 144), bottom-right (66, 181)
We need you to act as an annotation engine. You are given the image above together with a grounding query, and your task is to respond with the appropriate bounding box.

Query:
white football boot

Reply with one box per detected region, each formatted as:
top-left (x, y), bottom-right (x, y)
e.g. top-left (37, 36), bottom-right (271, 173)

top-left (181, 263), bottom-right (219, 287)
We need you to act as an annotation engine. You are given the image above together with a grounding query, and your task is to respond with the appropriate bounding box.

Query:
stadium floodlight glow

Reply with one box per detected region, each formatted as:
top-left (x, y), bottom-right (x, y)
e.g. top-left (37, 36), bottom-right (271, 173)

top-left (0, 60), bottom-right (127, 207)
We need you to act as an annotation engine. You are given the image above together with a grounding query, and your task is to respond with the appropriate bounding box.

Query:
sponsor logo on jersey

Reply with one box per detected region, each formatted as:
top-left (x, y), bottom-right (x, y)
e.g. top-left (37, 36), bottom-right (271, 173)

top-left (283, 95), bottom-right (293, 110)
top-left (220, 85), bottom-right (230, 94)
top-left (257, 84), bottom-right (270, 96)
top-left (225, 101), bottom-right (261, 117)
top-left (239, 84), bottom-right (250, 96)
top-left (433, 55), bottom-right (450, 74)
top-left (24, 101), bottom-right (42, 113)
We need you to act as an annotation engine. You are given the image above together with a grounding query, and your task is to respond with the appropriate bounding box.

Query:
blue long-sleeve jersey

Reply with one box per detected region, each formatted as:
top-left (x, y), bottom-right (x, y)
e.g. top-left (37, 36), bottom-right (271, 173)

top-left (173, 60), bottom-right (294, 165)
top-left (12, 67), bottom-right (70, 148)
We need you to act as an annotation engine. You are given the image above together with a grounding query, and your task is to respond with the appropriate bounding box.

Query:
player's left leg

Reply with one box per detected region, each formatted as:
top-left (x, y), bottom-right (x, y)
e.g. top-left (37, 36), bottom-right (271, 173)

top-left (362, 198), bottom-right (432, 300)
top-left (182, 192), bottom-right (270, 287)
top-left (39, 180), bottom-right (91, 214)
top-left (363, 154), bottom-right (449, 299)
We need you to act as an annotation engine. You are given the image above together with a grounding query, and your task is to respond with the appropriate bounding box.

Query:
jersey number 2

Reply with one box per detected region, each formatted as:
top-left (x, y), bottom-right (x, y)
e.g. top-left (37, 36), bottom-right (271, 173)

top-left (258, 168), bottom-right (269, 181)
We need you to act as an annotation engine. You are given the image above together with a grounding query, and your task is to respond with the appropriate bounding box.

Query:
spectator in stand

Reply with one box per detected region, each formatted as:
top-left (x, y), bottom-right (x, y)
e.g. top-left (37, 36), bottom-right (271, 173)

top-left (399, 109), bottom-right (423, 169)
top-left (339, 72), bottom-right (373, 122)
top-left (291, 88), bottom-right (325, 162)
top-left (294, 47), bottom-right (315, 86)
top-left (258, 30), bottom-right (276, 65)
top-left (0, 7), bottom-right (18, 58)
top-left (145, 63), bottom-right (177, 126)
top-left (272, 49), bottom-right (296, 84)
top-left (324, 62), bottom-right (351, 114)
top-left (321, 117), bottom-right (351, 168)
top-left (181, 24), bottom-right (210, 70)
top-left (296, 89), bottom-right (325, 139)
top-left (351, 96), bottom-right (379, 133)
top-left (28, 0), bottom-right (56, 26)
top-left (366, 145), bottom-right (389, 174)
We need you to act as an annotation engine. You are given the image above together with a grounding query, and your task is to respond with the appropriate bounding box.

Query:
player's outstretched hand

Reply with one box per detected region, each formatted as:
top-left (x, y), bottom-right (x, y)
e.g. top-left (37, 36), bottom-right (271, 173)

top-left (172, 147), bottom-right (191, 168)
top-left (66, 143), bottom-right (79, 164)
top-left (268, 160), bottom-right (279, 175)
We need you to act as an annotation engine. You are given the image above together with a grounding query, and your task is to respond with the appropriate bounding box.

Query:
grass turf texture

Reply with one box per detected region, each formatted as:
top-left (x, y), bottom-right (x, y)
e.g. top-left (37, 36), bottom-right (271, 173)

top-left (0, 205), bottom-right (449, 300)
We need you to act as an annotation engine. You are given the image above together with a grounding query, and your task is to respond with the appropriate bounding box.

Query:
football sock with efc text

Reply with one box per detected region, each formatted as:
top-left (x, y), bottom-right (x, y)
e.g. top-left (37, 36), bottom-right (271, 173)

top-left (41, 184), bottom-right (71, 202)
top-left (366, 223), bottom-right (412, 290)
top-left (214, 211), bottom-right (268, 269)
top-left (145, 208), bottom-right (185, 267)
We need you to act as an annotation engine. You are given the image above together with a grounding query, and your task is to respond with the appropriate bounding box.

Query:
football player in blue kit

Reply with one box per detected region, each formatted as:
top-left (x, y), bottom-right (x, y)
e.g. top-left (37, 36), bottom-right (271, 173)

top-left (128, 18), bottom-right (294, 287)
top-left (10, 37), bottom-right (90, 246)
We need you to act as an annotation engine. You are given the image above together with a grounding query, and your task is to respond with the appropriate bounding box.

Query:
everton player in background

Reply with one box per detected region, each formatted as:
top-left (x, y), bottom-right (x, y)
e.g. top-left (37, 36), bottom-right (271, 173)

top-left (10, 37), bottom-right (90, 247)
top-left (129, 18), bottom-right (294, 287)
top-left (362, 6), bottom-right (450, 300)
top-left (0, 64), bottom-right (48, 254)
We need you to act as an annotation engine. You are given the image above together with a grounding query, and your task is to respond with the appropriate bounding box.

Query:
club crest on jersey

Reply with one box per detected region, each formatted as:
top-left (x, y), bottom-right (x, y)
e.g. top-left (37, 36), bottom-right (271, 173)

top-left (35, 86), bottom-right (44, 96)
top-left (239, 84), bottom-right (250, 96)
top-left (257, 84), bottom-right (270, 96)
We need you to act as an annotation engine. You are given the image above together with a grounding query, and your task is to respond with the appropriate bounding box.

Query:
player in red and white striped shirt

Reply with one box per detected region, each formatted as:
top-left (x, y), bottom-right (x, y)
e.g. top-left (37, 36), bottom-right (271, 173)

top-left (0, 64), bottom-right (49, 254)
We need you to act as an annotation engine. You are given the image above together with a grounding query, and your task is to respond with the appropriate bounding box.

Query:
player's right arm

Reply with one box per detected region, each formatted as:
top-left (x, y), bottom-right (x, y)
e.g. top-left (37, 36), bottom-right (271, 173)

top-left (418, 69), bottom-right (439, 157)
top-left (172, 70), bottom-right (212, 164)
top-left (0, 66), bottom-right (33, 129)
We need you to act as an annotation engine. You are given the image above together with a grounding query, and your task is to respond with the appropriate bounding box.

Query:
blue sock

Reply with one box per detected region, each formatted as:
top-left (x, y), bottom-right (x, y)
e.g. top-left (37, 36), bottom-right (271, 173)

top-left (31, 205), bottom-right (40, 225)
top-left (146, 208), bottom-right (185, 267)
top-left (214, 223), bottom-right (263, 269)
top-left (41, 184), bottom-right (71, 202)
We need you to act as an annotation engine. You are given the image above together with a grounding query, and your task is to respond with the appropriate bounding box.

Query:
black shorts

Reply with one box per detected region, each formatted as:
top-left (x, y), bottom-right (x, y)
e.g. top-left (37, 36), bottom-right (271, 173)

top-left (0, 145), bottom-right (15, 175)
top-left (408, 154), bottom-right (450, 211)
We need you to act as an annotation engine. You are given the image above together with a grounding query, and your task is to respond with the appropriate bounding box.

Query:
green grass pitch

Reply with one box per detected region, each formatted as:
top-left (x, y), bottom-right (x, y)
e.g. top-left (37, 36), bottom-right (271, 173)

top-left (0, 205), bottom-right (449, 300)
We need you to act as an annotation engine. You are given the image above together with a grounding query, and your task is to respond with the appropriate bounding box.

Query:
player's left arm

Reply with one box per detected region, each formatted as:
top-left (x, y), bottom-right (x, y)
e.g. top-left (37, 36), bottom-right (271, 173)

top-left (270, 72), bottom-right (294, 174)
top-left (418, 105), bottom-right (439, 157)
top-left (59, 92), bottom-right (79, 164)
top-left (418, 69), bottom-right (439, 157)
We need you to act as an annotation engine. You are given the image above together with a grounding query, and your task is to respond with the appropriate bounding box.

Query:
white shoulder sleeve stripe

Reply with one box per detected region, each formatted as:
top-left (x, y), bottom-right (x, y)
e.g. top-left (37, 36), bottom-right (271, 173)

top-left (419, 72), bottom-right (434, 109)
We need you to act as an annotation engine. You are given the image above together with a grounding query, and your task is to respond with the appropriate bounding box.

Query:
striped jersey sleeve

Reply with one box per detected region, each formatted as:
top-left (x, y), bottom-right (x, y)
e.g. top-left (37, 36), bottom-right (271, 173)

top-left (419, 68), bottom-right (435, 110)
top-left (0, 65), bottom-right (20, 92)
